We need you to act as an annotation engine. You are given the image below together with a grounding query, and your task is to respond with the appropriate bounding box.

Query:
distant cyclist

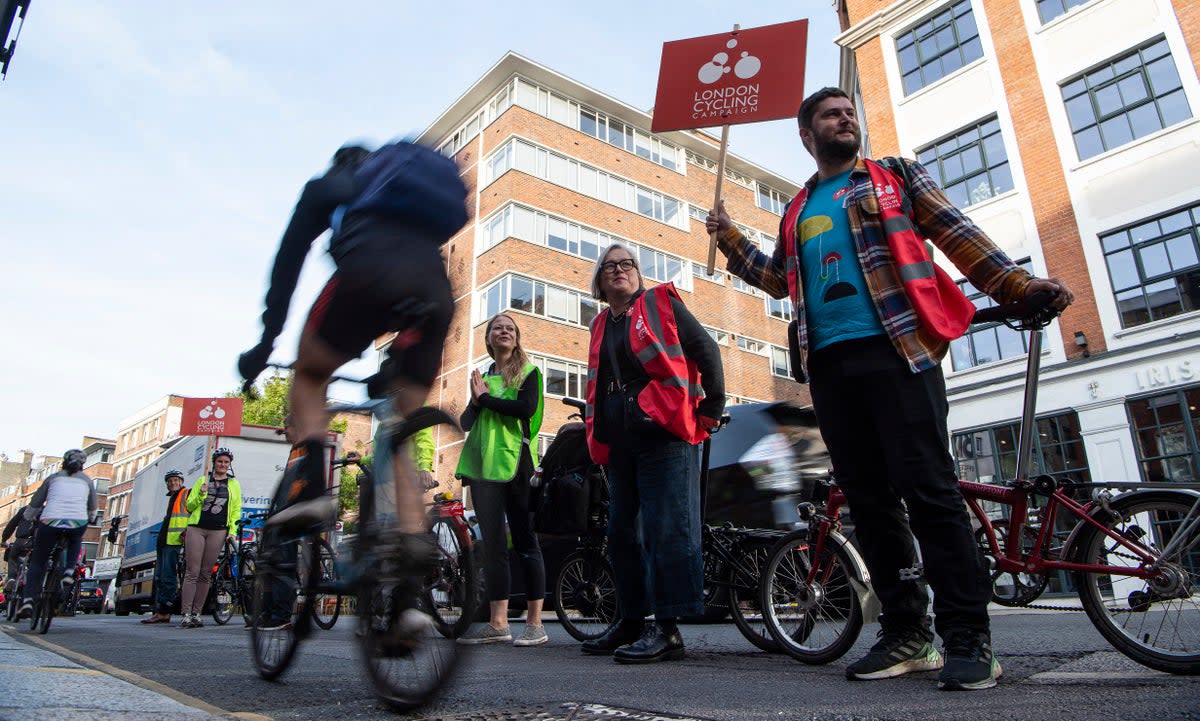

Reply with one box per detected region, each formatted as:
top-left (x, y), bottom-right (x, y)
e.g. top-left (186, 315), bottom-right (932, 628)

top-left (2, 502), bottom-right (36, 591)
top-left (16, 449), bottom-right (97, 620)
top-left (237, 140), bottom-right (467, 558)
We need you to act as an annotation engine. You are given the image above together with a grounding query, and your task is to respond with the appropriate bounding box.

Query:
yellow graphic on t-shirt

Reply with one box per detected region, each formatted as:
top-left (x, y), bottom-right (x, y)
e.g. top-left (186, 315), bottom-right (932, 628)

top-left (799, 215), bottom-right (832, 243)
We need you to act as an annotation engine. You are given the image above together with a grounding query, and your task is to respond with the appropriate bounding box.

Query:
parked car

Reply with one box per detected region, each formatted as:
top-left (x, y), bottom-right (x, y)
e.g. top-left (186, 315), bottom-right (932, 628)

top-left (75, 579), bottom-right (106, 614)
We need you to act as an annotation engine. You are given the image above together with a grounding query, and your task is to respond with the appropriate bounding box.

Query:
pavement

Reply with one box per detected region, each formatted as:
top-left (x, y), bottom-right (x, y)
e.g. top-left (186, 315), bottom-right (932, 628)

top-left (0, 624), bottom-right (253, 721)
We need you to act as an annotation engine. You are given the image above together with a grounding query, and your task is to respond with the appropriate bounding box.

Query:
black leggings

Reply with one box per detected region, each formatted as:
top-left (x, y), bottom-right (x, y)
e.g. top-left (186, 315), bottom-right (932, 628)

top-left (470, 455), bottom-right (544, 604)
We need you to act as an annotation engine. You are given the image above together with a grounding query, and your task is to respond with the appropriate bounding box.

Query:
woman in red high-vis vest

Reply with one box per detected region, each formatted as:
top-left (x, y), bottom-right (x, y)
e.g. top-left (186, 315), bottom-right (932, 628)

top-left (580, 242), bottom-right (725, 664)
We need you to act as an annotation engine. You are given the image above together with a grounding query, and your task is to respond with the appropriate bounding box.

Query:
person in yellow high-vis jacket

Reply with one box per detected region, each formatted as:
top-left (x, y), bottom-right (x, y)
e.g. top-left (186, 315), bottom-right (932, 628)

top-left (455, 313), bottom-right (547, 647)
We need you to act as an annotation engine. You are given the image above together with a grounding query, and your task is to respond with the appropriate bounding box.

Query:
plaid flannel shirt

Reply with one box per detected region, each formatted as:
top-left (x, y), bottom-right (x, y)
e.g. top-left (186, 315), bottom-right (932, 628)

top-left (718, 157), bottom-right (1032, 379)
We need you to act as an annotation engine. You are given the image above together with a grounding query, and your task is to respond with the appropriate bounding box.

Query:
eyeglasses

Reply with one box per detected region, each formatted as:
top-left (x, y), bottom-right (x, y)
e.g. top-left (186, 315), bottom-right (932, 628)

top-left (600, 258), bottom-right (637, 275)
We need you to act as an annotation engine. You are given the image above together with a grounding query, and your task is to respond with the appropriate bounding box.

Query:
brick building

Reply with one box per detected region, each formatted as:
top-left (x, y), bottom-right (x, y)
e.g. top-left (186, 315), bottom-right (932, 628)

top-left (833, 0), bottom-right (1200, 587)
top-left (0, 450), bottom-right (33, 530)
top-left (78, 436), bottom-right (115, 569)
top-left (401, 53), bottom-right (810, 494)
top-left (100, 395), bottom-right (184, 560)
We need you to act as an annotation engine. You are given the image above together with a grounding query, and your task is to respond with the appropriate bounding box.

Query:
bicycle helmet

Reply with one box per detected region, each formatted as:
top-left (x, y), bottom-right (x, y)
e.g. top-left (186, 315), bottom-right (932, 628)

top-left (164, 469), bottom-right (184, 484)
top-left (212, 447), bottom-right (234, 464)
top-left (63, 449), bottom-right (87, 473)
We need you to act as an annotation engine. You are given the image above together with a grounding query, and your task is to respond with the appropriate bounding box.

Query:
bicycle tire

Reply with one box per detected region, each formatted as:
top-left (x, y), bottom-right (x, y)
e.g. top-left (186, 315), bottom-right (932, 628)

top-left (761, 529), bottom-right (863, 665)
top-left (1074, 490), bottom-right (1200, 675)
top-left (249, 536), bottom-right (308, 680)
top-left (728, 542), bottom-right (780, 653)
top-left (312, 537), bottom-right (342, 631)
top-left (554, 549), bottom-right (618, 641)
top-left (211, 560), bottom-right (235, 625)
top-left (358, 560), bottom-right (463, 711)
top-left (426, 519), bottom-right (477, 639)
top-left (238, 550), bottom-right (257, 627)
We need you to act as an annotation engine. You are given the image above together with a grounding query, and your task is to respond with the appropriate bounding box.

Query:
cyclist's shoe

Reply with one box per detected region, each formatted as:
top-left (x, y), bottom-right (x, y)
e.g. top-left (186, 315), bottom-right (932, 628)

top-left (456, 622), bottom-right (512, 645)
top-left (15, 600), bottom-right (33, 620)
top-left (60, 573), bottom-right (75, 591)
top-left (845, 627), bottom-right (944, 680)
top-left (265, 496), bottom-right (338, 530)
top-left (375, 608), bottom-right (437, 656)
top-left (938, 630), bottom-right (1002, 690)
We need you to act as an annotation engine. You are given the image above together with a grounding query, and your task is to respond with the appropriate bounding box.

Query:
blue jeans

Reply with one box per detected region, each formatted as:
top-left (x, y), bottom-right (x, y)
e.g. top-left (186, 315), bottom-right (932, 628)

top-left (605, 438), bottom-right (703, 620)
top-left (24, 524), bottom-right (84, 603)
top-left (154, 544), bottom-right (182, 614)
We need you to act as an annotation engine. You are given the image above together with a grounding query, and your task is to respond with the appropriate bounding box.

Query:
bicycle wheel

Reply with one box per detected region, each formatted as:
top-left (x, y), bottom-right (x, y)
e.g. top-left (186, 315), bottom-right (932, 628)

top-left (1074, 491), bottom-right (1200, 674)
top-left (554, 549), bottom-right (618, 641)
top-left (238, 549), bottom-right (257, 627)
top-left (359, 568), bottom-right (463, 711)
top-left (211, 561), bottom-right (235, 625)
top-left (761, 529), bottom-right (864, 665)
top-left (312, 537), bottom-right (342, 631)
top-left (728, 543), bottom-right (780, 653)
top-left (427, 520), bottom-right (477, 639)
top-left (35, 572), bottom-right (57, 634)
top-left (249, 537), bottom-right (308, 680)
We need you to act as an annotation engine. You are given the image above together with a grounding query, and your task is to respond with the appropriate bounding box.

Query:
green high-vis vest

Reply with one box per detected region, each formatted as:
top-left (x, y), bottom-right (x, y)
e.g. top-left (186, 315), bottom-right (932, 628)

top-left (455, 363), bottom-right (543, 482)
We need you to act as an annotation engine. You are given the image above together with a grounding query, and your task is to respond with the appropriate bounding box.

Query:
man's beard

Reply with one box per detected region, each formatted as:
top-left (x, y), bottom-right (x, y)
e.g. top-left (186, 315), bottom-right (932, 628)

top-left (815, 132), bottom-right (860, 165)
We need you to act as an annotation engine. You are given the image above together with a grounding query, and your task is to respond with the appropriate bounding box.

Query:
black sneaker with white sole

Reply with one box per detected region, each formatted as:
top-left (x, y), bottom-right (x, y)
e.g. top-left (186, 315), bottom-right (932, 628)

top-left (938, 631), bottom-right (1002, 690)
top-left (845, 627), bottom-right (944, 680)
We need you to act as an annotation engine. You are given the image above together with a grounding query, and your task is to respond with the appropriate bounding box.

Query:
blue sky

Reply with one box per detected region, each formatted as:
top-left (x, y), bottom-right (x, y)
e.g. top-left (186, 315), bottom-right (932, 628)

top-left (0, 1), bottom-right (842, 459)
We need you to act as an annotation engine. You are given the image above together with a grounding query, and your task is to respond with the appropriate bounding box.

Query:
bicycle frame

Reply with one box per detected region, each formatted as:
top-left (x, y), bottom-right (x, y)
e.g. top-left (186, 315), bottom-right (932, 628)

top-left (968, 480), bottom-right (1200, 572)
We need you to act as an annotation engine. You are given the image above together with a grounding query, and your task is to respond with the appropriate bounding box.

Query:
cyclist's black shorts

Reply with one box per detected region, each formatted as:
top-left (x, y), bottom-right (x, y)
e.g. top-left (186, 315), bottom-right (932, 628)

top-left (304, 233), bottom-right (451, 388)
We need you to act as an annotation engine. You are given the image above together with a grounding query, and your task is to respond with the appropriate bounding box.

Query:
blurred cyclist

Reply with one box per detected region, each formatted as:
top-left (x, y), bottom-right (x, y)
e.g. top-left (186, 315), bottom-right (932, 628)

top-left (237, 140), bottom-right (467, 556)
top-left (16, 449), bottom-right (97, 620)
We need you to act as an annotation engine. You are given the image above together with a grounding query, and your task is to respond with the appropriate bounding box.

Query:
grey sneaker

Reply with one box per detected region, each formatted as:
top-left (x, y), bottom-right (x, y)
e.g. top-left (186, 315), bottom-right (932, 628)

top-left (456, 623), bottom-right (512, 645)
top-left (845, 628), bottom-right (944, 680)
top-left (513, 624), bottom-right (549, 647)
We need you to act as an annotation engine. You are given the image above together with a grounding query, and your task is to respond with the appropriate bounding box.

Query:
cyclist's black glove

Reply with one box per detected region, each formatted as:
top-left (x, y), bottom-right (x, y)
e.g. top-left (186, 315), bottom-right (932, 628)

top-left (237, 341), bottom-right (273, 394)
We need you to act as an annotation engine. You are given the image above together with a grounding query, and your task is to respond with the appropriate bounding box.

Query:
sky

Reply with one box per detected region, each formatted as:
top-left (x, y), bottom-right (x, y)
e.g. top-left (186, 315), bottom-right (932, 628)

top-left (0, 1), bottom-right (843, 459)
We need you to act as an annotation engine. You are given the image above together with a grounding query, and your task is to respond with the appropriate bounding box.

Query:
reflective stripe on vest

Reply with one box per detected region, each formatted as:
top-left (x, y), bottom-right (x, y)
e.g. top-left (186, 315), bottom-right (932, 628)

top-left (585, 283), bottom-right (706, 465)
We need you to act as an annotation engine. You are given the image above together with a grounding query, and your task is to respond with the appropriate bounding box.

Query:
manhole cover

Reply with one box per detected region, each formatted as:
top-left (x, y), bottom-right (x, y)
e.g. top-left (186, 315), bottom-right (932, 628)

top-left (414, 702), bottom-right (717, 721)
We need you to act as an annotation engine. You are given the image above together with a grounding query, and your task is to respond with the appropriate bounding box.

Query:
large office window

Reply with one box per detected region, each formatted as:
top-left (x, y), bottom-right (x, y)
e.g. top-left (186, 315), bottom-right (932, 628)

top-left (949, 259), bottom-right (1033, 371)
top-left (1129, 387), bottom-right (1200, 483)
top-left (916, 116), bottom-right (1013, 208)
top-left (1036, 0), bottom-right (1091, 24)
top-left (529, 353), bottom-right (588, 400)
top-left (1101, 201), bottom-right (1200, 328)
top-left (896, 0), bottom-right (983, 96)
top-left (1062, 37), bottom-right (1191, 161)
top-left (1129, 387), bottom-right (1200, 484)
top-left (479, 274), bottom-right (599, 328)
top-left (757, 184), bottom-right (787, 215)
top-left (952, 411), bottom-right (1091, 486)
top-left (484, 138), bottom-right (687, 230)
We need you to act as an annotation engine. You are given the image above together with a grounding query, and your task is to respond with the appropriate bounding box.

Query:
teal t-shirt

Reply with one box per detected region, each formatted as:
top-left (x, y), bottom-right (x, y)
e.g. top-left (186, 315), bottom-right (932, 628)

top-left (798, 170), bottom-right (885, 350)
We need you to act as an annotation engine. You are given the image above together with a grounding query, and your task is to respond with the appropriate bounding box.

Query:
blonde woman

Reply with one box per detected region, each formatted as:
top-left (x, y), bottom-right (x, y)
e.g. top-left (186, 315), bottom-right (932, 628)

top-left (455, 314), bottom-right (547, 646)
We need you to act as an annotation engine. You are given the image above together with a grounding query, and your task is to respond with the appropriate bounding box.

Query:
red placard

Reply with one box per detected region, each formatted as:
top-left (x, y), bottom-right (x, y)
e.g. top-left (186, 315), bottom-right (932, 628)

top-left (180, 397), bottom-right (244, 437)
top-left (651, 20), bottom-right (809, 133)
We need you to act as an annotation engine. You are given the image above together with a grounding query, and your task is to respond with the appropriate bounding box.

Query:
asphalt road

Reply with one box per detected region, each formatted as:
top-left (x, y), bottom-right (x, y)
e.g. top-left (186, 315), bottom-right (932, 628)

top-left (5, 608), bottom-right (1200, 721)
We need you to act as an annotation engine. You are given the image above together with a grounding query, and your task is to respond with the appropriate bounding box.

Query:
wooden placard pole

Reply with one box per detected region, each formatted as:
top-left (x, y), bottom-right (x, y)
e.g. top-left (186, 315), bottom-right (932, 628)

top-left (706, 23), bottom-right (739, 276)
top-left (707, 124), bottom-right (731, 275)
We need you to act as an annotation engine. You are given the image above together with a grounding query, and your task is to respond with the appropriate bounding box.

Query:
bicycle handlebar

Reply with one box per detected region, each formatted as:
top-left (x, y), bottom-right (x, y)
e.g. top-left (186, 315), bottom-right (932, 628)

top-left (971, 290), bottom-right (1058, 327)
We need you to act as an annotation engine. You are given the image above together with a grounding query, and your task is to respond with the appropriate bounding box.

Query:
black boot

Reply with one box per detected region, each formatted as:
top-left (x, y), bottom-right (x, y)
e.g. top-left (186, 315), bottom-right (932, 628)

top-left (581, 619), bottom-right (647, 655)
top-left (612, 621), bottom-right (684, 664)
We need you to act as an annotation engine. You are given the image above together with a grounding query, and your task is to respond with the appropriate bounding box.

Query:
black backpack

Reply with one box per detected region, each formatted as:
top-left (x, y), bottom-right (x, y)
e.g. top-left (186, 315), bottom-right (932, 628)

top-left (533, 423), bottom-right (608, 536)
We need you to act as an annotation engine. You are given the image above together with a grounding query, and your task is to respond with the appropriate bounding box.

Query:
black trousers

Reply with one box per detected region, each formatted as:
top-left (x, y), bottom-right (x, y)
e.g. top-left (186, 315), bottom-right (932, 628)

top-left (469, 449), bottom-right (544, 604)
top-left (808, 335), bottom-right (991, 638)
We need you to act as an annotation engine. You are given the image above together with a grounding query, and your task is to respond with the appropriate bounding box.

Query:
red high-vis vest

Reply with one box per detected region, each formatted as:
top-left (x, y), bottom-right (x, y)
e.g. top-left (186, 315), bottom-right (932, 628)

top-left (780, 159), bottom-right (973, 344)
top-left (585, 284), bottom-right (707, 465)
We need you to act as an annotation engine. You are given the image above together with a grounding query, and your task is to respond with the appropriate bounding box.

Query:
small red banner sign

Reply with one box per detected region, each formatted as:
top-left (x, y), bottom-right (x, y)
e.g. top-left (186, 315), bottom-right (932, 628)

top-left (651, 19), bottom-right (809, 133)
top-left (180, 397), bottom-right (244, 437)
